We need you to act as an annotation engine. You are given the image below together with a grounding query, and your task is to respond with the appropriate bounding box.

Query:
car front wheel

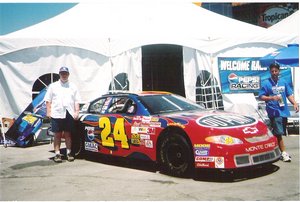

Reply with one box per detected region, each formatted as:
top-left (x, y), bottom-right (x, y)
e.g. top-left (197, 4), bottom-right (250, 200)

top-left (159, 132), bottom-right (194, 177)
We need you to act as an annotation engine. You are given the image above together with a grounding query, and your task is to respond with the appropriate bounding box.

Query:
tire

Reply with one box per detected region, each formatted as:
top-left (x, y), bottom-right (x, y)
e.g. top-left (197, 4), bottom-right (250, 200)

top-left (71, 133), bottom-right (84, 157)
top-left (25, 134), bottom-right (35, 147)
top-left (158, 132), bottom-right (194, 177)
top-left (18, 134), bottom-right (34, 147)
top-left (71, 122), bottom-right (85, 157)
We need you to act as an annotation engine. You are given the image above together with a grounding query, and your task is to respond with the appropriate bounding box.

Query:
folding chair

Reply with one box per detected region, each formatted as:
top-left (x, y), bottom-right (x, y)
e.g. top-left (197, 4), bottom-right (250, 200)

top-left (0, 116), bottom-right (7, 148)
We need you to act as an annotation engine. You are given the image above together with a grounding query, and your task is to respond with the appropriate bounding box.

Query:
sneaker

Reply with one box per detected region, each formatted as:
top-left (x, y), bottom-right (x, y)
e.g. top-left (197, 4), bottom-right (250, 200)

top-left (53, 154), bottom-right (62, 163)
top-left (67, 154), bottom-right (74, 162)
top-left (281, 151), bottom-right (291, 162)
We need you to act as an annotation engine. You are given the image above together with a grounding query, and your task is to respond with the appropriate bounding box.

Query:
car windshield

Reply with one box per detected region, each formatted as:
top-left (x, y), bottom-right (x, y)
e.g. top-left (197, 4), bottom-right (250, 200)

top-left (138, 94), bottom-right (204, 114)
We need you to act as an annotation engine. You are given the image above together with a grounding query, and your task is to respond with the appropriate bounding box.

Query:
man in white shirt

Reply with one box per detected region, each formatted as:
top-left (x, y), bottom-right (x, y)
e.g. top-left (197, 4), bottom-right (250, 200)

top-left (44, 66), bottom-right (81, 162)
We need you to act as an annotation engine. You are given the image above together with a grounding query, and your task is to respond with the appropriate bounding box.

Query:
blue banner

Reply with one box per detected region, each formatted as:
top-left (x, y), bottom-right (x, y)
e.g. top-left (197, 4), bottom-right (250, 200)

top-left (218, 57), bottom-right (292, 94)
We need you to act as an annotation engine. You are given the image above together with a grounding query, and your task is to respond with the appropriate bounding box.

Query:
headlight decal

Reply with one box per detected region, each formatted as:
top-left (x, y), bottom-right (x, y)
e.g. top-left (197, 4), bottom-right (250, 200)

top-left (205, 135), bottom-right (243, 145)
top-left (245, 134), bottom-right (270, 143)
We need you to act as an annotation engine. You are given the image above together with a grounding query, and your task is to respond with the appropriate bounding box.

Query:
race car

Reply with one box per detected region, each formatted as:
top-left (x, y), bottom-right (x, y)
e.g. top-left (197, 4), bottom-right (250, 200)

top-left (72, 91), bottom-right (281, 177)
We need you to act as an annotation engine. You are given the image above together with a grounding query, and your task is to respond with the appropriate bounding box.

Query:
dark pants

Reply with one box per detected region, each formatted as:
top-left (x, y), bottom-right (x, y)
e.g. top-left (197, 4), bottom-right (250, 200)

top-left (51, 111), bottom-right (74, 133)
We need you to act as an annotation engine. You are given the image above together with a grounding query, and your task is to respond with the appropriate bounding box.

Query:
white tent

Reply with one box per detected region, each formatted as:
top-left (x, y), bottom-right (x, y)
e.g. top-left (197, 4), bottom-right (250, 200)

top-left (1, 2), bottom-right (297, 55)
top-left (269, 10), bottom-right (299, 35)
top-left (0, 1), bottom-right (298, 118)
top-left (269, 10), bottom-right (299, 103)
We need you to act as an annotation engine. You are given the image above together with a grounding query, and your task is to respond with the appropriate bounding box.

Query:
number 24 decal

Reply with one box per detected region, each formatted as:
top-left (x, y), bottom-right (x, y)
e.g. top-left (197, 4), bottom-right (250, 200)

top-left (99, 117), bottom-right (129, 149)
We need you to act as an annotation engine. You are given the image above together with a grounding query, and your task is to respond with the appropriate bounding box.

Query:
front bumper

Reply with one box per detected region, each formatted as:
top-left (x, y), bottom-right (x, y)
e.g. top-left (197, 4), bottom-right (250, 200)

top-left (234, 146), bottom-right (281, 167)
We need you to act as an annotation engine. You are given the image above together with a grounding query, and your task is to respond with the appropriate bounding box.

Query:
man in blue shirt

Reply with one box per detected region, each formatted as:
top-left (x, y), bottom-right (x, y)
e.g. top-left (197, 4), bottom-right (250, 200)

top-left (259, 63), bottom-right (299, 162)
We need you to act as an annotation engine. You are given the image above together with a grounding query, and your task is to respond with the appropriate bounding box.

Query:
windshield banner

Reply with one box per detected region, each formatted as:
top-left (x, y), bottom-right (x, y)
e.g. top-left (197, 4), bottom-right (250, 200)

top-left (218, 57), bottom-right (292, 94)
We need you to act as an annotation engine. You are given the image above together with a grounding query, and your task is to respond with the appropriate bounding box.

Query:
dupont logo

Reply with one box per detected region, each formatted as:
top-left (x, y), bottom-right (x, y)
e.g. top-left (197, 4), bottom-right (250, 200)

top-left (197, 114), bottom-right (257, 128)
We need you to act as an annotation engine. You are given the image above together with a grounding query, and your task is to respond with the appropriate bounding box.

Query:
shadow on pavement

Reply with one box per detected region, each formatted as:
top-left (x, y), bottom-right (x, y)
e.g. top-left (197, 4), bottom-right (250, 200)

top-left (75, 151), bottom-right (280, 182)
top-left (83, 152), bottom-right (158, 173)
top-left (193, 164), bottom-right (280, 182)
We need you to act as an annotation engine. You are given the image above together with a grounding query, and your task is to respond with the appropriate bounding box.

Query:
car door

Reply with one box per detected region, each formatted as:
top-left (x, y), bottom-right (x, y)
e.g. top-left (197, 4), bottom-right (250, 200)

top-left (82, 96), bottom-right (136, 156)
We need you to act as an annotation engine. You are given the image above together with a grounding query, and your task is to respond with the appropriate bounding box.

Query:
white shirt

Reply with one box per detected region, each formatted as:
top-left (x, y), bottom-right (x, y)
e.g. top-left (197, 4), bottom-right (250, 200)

top-left (44, 80), bottom-right (81, 119)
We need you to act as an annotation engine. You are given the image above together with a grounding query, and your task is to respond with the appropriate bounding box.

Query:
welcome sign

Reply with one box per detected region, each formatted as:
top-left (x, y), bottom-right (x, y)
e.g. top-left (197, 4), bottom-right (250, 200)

top-left (218, 57), bottom-right (292, 94)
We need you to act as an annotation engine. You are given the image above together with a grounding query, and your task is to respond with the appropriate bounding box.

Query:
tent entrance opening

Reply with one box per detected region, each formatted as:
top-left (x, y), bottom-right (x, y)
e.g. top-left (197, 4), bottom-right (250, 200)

top-left (142, 45), bottom-right (185, 97)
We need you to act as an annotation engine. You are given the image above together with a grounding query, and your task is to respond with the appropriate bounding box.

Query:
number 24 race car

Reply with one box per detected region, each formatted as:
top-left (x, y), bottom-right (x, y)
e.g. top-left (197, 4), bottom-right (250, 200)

top-left (71, 91), bottom-right (281, 177)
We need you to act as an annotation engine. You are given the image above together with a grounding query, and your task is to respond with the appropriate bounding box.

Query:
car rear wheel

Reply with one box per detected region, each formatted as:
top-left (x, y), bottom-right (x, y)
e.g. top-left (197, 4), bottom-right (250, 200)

top-left (71, 134), bottom-right (84, 157)
top-left (71, 122), bottom-right (85, 157)
top-left (158, 132), bottom-right (194, 177)
top-left (17, 134), bottom-right (34, 147)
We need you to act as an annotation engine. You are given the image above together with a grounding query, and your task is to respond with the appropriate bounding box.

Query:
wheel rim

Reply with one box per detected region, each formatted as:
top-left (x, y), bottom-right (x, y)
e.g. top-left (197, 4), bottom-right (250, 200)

top-left (166, 142), bottom-right (187, 169)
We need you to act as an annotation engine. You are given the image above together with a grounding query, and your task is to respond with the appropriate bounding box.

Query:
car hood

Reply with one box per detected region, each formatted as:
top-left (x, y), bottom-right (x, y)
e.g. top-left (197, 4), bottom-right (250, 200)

top-left (163, 109), bottom-right (268, 138)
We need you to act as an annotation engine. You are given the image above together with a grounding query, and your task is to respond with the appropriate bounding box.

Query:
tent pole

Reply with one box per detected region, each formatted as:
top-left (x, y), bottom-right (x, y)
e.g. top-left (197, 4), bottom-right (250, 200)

top-left (210, 52), bottom-right (216, 110)
top-left (108, 38), bottom-right (115, 92)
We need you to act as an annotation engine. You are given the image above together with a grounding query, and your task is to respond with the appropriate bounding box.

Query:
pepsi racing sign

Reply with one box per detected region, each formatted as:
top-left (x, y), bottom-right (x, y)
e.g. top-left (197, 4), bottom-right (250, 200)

top-left (218, 57), bottom-right (292, 94)
top-left (228, 73), bottom-right (260, 91)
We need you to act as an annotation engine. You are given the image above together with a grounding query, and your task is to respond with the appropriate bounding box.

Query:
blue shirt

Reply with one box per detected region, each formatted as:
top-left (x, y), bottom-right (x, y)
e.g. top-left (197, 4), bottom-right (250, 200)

top-left (259, 77), bottom-right (293, 118)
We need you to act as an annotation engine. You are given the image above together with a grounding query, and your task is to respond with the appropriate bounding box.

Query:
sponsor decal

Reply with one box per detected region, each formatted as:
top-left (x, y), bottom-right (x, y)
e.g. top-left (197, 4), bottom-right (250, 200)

top-left (85, 142), bottom-right (98, 152)
top-left (194, 144), bottom-right (210, 156)
top-left (131, 126), bottom-right (155, 134)
top-left (85, 126), bottom-right (95, 141)
top-left (196, 163), bottom-right (210, 168)
top-left (140, 134), bottom-right (150, 140)
top-left (194, 144), bottom-right (210, 147)
top-left (131, 134), bottom-right (140, 145)
top-left (197, 114), bottom-right (257, 128)
top-left (195, 156), bottom-right (215, 162)
top-left (243, 127), bottom-right (259, 134)
top-left (145, 140), bottom-right (153, 148)
top-left (228, 73), bottom-right (260, 91)
top-left (215, 157), bottom-right (225, 168)
top-left (245, 142), bottom-right (276, 152)
top-left (149, 122), bottom-right (161, 128)
top-left (167, 122), bottom-right (185, 128)
top-left (133, 116), bottom-right (143, 121)
top-left (195, 148), bottom-right (209, 156)
top-left (132, 116), bottom-right (161, 128)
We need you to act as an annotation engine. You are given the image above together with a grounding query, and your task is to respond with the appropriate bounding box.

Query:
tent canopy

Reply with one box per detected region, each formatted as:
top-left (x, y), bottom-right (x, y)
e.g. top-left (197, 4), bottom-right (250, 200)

top-left (269, 10), bottom-right (299, 35)
top-left (0, 1), bottom-right (298, 119)
top-left (0, 1), bottom-right (298, 57)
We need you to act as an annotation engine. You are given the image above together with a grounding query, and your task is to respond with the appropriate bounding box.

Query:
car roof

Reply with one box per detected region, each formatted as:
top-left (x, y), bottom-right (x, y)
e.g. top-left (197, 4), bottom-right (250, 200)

top-left (102, 91), bottom-right (172, 97)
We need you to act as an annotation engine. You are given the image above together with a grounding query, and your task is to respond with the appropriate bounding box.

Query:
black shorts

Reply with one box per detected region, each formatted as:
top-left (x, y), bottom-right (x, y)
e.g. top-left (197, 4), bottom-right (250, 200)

top-left (51, 111), bottom-right (74, 133)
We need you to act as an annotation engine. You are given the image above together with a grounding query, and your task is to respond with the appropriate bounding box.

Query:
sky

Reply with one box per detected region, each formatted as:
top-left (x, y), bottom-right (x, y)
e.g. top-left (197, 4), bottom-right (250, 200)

top-left (0, 1), bottom-right (297, 35)
top-left (0, 3), bottom-right (77, 35)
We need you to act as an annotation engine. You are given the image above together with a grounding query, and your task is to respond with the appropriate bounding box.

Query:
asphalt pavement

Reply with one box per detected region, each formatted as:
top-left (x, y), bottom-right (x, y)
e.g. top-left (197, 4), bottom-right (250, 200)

top-left (0, 135), bottom-right (299, 201)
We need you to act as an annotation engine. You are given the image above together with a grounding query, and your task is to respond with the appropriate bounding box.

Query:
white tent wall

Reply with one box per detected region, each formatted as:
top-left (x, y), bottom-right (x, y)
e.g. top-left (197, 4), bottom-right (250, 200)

top-left (0, 46), bottom-right (142, 118)
top-left (110, 47), bottom-right (142, 91)
top-left (182, 48), bottom-right (212, 103)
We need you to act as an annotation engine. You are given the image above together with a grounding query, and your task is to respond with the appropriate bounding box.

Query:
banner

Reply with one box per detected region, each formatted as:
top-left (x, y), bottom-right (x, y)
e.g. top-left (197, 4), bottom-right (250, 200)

top-left (218, 57), bottom-right (292, 94)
